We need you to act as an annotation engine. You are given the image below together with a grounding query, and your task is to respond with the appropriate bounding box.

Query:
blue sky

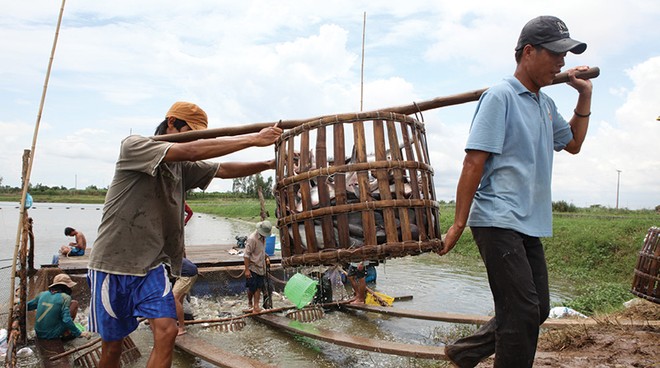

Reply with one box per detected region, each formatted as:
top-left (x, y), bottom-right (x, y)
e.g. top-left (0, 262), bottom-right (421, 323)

top-left (1, 1), bottom-right (659, 209)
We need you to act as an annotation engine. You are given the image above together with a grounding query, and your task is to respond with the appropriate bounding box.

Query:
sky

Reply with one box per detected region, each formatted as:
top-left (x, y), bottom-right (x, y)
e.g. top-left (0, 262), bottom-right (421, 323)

top-left (1, 0), bottom-right (659, 210)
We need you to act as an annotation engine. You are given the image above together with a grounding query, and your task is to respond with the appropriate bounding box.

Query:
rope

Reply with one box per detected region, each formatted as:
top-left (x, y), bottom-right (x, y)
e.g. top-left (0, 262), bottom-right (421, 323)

top-left (413, 101), bottom-right (425, 123)
top-left (225, 268), bottom-right (245, 279)
top-left (268, 273), bottom-right (287, 285)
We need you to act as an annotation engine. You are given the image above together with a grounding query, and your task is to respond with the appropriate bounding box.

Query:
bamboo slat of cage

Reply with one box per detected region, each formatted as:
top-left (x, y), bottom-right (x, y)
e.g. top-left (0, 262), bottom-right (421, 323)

top-left (647, 229), bottom-right (660, 298)
top-left (419, 130), bottom-right (438, 240)
top-left (352, 120), bottom-right (377, 247)
top-left (276, 139), bottom-right (289, 255)
top-left (282, 239), bottom-right (443, 266)
top-left (316, 126), bottom-right (335, 248)
top-left (631, 227), bottom-right (660, 303)
top-left (299, 130), bottom-right (318, 252)
top-left (373, 120), bottom-right (399, 243)
top-left (282, 199), bottom-right (437, 223)
top-left (413, 126), bottom-right (440, 241)
top-left (285, 138), bottom-right (304, 257)
top-left (386, 120), bottom-right (412, 241)
top-left (401, 124), bottom-right (425, 240)
top-left (288, 136), bottom-right (306, 256)
top-left (333, 121), bottom-right (351, 248)
top-left (279, 160), bottom-right (432, 187)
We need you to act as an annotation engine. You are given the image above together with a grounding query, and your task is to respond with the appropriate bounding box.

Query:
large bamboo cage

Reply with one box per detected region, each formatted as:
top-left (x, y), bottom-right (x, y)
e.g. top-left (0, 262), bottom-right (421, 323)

top-left (631, 226), bottom-right (660, 304)
top-left (275, 111), bottom-right (442, 267)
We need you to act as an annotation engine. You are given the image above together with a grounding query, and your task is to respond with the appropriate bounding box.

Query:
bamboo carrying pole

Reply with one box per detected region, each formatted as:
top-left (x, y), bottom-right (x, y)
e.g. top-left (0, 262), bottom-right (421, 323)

top-left (154, 67), bottom-right (600, 143)
top-left (6, 0), bottom-right (67, 347)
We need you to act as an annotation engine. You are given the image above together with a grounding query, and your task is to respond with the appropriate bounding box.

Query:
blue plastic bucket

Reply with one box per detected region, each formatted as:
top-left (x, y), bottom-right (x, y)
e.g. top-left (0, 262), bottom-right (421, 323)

top-left (265, 235), bottom-right (276, 256)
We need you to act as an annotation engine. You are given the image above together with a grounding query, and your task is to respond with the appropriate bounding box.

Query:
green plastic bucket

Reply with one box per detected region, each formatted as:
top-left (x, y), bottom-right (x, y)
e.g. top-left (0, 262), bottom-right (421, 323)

top-left (284, 273), bottom-right (318, 309)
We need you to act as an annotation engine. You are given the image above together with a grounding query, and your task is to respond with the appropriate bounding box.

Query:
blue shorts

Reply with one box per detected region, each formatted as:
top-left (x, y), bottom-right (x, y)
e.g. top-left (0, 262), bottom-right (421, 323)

top-left (87, 265), bottom-right (176, 341)
top-left (69, 247), bottom-right (85, 256)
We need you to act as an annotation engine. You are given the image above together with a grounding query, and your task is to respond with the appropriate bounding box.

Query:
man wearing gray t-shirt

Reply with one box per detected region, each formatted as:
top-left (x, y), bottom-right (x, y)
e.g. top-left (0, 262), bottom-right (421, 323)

top-left (87, 101), bottom-right (281, 368)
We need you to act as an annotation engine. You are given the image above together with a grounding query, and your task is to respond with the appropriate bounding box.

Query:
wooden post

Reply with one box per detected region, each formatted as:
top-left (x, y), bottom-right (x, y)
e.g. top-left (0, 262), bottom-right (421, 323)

top-left (17, 150), bottom-right (30, 345)
top-left (27, 218), bottom-right (35, 275)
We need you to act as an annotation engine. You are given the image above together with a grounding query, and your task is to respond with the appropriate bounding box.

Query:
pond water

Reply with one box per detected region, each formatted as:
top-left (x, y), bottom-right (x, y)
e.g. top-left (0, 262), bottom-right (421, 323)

top-left (0, 202), bottom-right (576, 367)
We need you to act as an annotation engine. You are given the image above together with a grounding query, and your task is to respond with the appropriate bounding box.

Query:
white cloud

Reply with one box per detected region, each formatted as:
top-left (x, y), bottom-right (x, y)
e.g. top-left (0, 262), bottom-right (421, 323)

top-left (1, 1), bottom-right (659, 210)
top-left (552, 56), bottom-right (660, 209)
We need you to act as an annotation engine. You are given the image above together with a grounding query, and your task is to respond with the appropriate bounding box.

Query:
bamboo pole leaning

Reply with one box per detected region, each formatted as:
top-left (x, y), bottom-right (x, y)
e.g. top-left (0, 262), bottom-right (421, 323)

top-left (6, 0), bottom-right (67, 353)
top-left (154, 67), bottom-right (600, 143)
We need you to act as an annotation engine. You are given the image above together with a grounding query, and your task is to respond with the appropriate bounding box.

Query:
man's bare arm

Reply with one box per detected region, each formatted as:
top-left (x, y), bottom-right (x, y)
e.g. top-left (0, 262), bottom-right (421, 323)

top-left (164, 124), bottom-right (282, 162)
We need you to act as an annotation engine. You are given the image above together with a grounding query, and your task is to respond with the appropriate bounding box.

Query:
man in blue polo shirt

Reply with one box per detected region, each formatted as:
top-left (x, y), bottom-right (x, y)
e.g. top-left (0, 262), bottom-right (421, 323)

top-left (439, 16), bottom-right (593, 367)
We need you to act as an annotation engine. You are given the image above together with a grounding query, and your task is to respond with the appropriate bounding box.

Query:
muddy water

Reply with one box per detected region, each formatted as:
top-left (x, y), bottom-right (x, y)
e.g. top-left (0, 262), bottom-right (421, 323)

top-left (0, 203), bottom-right (575, 367)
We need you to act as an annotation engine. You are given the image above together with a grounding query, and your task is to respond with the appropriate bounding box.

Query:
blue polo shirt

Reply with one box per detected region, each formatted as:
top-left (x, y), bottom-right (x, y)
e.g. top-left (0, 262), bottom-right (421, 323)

top-left (465, 76), bottom-right (573, 237)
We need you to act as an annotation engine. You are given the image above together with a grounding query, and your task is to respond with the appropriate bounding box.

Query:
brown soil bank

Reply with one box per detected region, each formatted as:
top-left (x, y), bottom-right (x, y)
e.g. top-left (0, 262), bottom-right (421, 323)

top-left (475, 299), bottom-right (660, 367)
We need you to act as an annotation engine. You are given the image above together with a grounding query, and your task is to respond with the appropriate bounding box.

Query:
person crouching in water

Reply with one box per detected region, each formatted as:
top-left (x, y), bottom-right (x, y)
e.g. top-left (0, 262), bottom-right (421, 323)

top-left (244, 220), bottom-right (272, 313)
top-left (28, 273), bottom-right (85, 341)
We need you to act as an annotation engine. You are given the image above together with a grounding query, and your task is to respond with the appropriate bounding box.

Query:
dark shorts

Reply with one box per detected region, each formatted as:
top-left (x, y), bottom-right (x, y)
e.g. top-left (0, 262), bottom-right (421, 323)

top-left (245, 273), bottom-right (265, 292)
top-left (347, 265), bottom-right (366, 279)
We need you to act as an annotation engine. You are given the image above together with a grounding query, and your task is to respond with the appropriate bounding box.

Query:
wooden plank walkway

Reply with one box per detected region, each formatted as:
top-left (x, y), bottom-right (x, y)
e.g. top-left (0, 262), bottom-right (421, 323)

top-left (253, 314), bottom-right (449, 360)
top-left (51, 243), bottom-right (281, 274)
top-left (343, 303), bottom-right (660, 328)
top-left (175, 333), bottom-right (276, 368)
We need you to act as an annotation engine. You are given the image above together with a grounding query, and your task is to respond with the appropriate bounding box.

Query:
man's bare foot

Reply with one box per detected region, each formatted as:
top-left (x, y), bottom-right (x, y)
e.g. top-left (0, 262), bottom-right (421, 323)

top-left (253, 307), bottom-right (262, 313)
top-left (350, 299), bottom-right (365, 305)
top-left (177, 330), bottom-right (187, 336)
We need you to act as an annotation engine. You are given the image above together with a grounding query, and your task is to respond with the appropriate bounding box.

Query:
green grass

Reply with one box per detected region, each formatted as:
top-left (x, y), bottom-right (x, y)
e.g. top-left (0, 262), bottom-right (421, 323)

top-left (0, 193), bottom-right (106, 204)
top-left (437, 205), bottom-right (659, 315)
top-left (187, 197), bottom-right (277, 220)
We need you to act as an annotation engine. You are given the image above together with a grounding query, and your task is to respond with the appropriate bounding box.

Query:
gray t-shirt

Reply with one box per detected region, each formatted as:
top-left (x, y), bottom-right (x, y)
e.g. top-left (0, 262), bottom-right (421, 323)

top-left (244, 231), bottom-right (266, 276)
top-left (88, 135), bottom-right (218, 276)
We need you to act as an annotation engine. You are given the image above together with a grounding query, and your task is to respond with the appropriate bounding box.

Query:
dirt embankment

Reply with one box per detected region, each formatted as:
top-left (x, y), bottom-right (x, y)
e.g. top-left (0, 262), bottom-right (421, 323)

top-left (475, 299), bottom-right (660, 368)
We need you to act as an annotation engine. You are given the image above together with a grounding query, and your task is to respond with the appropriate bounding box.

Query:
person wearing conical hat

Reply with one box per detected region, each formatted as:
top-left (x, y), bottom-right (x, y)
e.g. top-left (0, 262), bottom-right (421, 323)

top-left (244, 220), bottom-right (272, 313)
top-left (27, 273), bottom-right (84, 341)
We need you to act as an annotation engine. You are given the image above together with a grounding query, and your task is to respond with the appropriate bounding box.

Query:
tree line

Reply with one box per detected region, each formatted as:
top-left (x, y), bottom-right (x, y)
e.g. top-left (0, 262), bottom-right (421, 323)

top-left (0, 174), bottom-right (273, 199)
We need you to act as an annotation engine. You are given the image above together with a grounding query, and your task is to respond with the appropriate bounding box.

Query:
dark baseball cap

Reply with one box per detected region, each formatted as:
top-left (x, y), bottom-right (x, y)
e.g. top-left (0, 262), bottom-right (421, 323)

top-left (515, 16), bottom-right (586, 54)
